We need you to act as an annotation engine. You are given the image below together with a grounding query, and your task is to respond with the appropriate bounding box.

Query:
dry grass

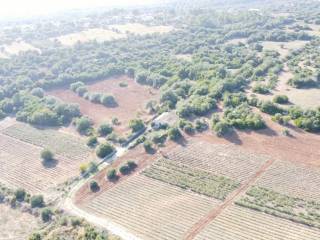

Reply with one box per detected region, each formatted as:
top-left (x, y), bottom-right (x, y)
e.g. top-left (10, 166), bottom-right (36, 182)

top-left (0, 204), bottom-right (38, 240)
top-left (53, 28), bottom-right (125, 46)
top-left (109, 23), bottom-right (174, 35)
top-left (0, 41), bottom-right (41, 58)
top-left (225, 38), bottom-right (247, 45)
top-left (262, 41), bottom-right (307, 59)
top-left (175, 54), bottom-right (193, 62)
top-left (84, 175), bottom-right (221, 240)
top-left (194, 205), bottom-right (320, 240)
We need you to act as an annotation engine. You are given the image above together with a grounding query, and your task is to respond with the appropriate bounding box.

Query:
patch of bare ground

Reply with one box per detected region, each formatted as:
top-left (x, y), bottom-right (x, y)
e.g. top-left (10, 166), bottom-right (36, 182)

top-left (261, 41), bottom-right (307, 59)
top-left (109, 23), bottom-right (174, 35)
top-left (175, 54), bottom-right (192, 62)
top-left (52, 28), bottom-right (126, 46)
top-left (0, 204), bottom-right (39, 240)
top-left (225, 38), bottom-right (247, 45)
top-left (49, 76), bottom-right (159, 135)
top-left (195, 112), bottom-right (320, 167)
top-left (247, 64), bottom-right (320, 109)
top-left (0, 41), bottom-right (41, 58)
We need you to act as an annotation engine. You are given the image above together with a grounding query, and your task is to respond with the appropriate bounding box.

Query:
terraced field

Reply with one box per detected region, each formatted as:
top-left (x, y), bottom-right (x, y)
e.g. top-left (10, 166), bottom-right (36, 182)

top-left (1, 123), bottom-right (91, 161)
top-left (0, 134), bottom-right (82, 195)
top-left (165, 142), bottom-right (270, 183)
top-left (84, 175), bottom-right (221, 240)
top-left (194, 205), bottom-right (320, 240)
top-left (256, 160), bottom-right (320, 201)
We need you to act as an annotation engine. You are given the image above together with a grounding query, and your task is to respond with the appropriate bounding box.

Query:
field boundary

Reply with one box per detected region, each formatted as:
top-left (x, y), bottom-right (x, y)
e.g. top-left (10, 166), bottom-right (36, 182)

top-left (183, 158), bottom-right (276, 240)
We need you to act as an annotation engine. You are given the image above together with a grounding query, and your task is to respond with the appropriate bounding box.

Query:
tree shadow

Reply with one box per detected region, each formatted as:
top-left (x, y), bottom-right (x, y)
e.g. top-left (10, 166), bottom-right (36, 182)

top-left (42, 158), bottom-right (58, 169)
top-left (254, 126), bottom-right (278, 137)
top-left (175, 135), bottom-right (188, 147)
top-left (222, 130), bottom-right (243, 145)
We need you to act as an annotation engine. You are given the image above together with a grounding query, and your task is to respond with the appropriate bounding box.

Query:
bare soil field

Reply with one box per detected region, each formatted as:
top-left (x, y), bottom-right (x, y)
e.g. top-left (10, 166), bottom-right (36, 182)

top-left (49, 76), bottom-right (159, 134)
top-left (84, 174), bottom-right (221, 240)
top-left (195, 113), bottom-right (320, 167)
top-left (261, 41), bottom-right (307, 59)
top-left (225, 38), bottom-right (247, 45)
top-left (109, 23), bottom-right (174, 35)
top-left (52, 28), bottom-right (125, 46)
top-left (0, 204), bottom-right (39, 240)
top-left (0, 41), bottom-right (41, 58)
top-left (194, 205), bottom-right (320, 240)
top-left (0, 133), bottom-right (84, 196)
top-left (256, 160), bottom-right (320, 201)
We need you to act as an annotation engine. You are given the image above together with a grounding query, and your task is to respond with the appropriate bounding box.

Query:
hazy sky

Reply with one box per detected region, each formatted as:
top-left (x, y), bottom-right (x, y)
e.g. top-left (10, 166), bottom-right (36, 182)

top-left (0, 0), bottom-right (162, 19)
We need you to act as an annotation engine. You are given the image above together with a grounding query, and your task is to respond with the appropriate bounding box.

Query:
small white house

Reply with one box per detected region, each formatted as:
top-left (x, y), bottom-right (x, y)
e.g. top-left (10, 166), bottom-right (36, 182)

top-left (152, 111), bottom-right (179, 130)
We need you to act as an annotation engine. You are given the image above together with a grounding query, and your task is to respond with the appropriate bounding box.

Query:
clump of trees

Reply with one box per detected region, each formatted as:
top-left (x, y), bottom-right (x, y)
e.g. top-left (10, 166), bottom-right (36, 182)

top-left (129, 119), bottom-right (145, 132)
top-left (40, 149), bottom-right (54, 162)
top-left (273, 95), bottom-right (289, 104)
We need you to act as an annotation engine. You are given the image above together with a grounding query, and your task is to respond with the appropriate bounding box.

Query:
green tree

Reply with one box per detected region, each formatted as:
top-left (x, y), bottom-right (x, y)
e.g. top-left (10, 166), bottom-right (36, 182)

top-left (96, 143), bottom-right (115, 158)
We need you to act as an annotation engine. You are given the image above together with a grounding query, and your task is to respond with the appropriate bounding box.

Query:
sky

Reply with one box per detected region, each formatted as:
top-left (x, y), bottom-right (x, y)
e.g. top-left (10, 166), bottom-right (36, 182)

top-left (0, 0), bottom-right (162, 19)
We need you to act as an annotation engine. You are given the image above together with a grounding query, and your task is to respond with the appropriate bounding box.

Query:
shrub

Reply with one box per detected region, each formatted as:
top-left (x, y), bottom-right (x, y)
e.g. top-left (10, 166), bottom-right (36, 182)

top-left (168, 127), bottom-right (182, 141)
top-left (252, 84), bottom-right (270, 94)
top-left (70, 217), bottom-right (81, 227)
top-left (40, 149), bottom-right (54, 161)
top-left (89, 92), bottom-right (102, 103)
top-left (70, 81), bottom-right (85, 92)
top-left (273, 95), bottom-right (289, 104)
top-left (195, 119), bottom-right (208, 132)
top-left (86, 136), bottom-right (98, 147)
top-left (259, 101), bottom-right (284, 115)
top-left (127, 161), bottom-right (137, 170)
top-left (88, 162), bottom-right (98, 174)
top-left (213, 121), bottom-right (230, 137)
top-left (89, 181), bottom-right (99, 192)
top-left (30, 195), bottom-right (44, 208)
top-left (75, 86), bottom-right (88, 96)
top-left (143, 140), bottom-right (154, 153)
top-left (29, 233), bottom-right (42, 240)
top-left (41, 208), bottom-right (52, 222)
top-left (119, 165), bottom-right (130, 175)
top-left (15, 188), bottom-right (26, 202)
top-left (80, 163), bottom-right (88, 174)
top-left (119, 82), bottom-right (128, 87)
top-left (101, 95), bottom-right (117, 107)
top-left (31, 88), bottom-right (44, 98)
top-left (75, 117), bottom-right (92, 133)
top-left (151, 132), bottom-right (167, 144)
top-left (129, 119), bottom-right (145, 132)
top-left (97, 123), bottom-right (113, 136)
top-left (107, 169), bottom-right (117, 180)
top-left (96, 143), bottom-right (115, 158)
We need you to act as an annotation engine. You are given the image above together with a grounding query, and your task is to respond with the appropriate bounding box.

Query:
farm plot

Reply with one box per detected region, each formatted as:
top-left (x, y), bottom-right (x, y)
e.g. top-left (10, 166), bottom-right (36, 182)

top-left (84, 175), bottom-right (221, 240)
top-left (52, 28), bottom-right (125, 46)
top-left (143, 158), bottom-right (240, 200)
top-left (1, 122), bottom-right (91, 161)
top-left (194, 205), bottom-right (320, 240)
top-left (0, 134), bottom-right (83, 195)
top-left (109, 23), bottom-right (174, 35)
top-left (163, 141), bottom-right (270, 183)
top-left (255, 160), bottom-right (320, 201)
top-left (237, 186), bottom-right (320, 229)
top-left (49, 76), bottom-right (158, 133)
top-left (0, 204), bottom-right (39, 240)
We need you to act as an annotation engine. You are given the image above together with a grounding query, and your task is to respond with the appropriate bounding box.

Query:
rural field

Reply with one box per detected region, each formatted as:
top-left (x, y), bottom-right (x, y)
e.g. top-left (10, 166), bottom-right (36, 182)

top-left (0, 204), bottom-right (39, 240)
top-left (84, 175), bottom-right (221, 240)
top-left (52, 28), bottom-right (126, 46)
top-left (49, 76), bottom-right (158, 133)
top-left (0, 120), bottom-right (92, 196)
top-left (0, 41), bottom-right (41, 58)
top-left (194, 205), bottom-right (320, 240)
top-left (109, 23), bottom-right (174, 35)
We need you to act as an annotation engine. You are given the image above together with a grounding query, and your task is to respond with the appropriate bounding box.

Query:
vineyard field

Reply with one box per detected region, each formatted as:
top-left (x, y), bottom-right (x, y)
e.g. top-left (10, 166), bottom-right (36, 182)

top-left (256, 160), bottom-right (320, 201)
top-left (194, 205), bottom-right (320, 240)
top-left (1, 123), bottom-right (91, 161)
top-left (84, 175), bottom-right (221, 240)
top-left (164, 142), bottom-right (270, 183)
top-left (0, 134), bottom-right (84, 195)
top-left (143, 158), bottom-right (240, 200)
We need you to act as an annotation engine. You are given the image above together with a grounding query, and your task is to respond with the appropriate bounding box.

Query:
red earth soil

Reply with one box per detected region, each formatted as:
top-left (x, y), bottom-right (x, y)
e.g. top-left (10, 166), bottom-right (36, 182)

top-left (49, 76), bottom-right (159, 135)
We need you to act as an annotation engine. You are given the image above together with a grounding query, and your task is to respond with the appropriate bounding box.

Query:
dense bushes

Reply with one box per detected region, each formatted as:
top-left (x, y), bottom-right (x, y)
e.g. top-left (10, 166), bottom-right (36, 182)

top-left (129, 119), bottom-right (145, 132)
top-left (96, 143), bottom-right (115, 158)
top-left (273, 95), bottom-right (289, 104)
